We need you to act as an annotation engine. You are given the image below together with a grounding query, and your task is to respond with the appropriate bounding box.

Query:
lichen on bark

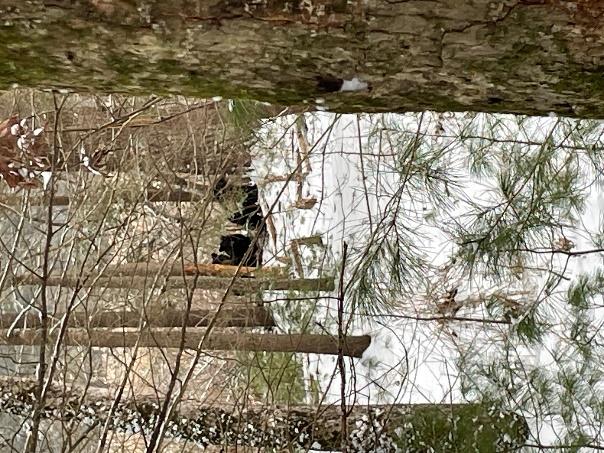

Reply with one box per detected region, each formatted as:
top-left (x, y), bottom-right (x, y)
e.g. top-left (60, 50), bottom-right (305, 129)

top-left (0, 0), bottom-right (604, 116)
top-left (0, 377), bottom-right (528, 451)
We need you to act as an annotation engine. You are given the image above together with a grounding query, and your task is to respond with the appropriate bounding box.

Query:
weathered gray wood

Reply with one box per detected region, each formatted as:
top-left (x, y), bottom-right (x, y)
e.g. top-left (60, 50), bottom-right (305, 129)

top-left (14, 274), bottom-right (335, 292)
top-left (0, 330), bottom-right (371, 357)
top-left (99, 262), bottom-right (288, 278)
top-left (0, 190), bottom-right (199, 206)
top-left (0, 306), bottom-right (275, 328)
top-left (0, 1), bottom-right (603, 117)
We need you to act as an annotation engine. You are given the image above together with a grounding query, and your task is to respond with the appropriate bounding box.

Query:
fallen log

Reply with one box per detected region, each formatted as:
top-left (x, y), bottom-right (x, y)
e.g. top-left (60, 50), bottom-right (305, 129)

top-left (0, 330), bottom-right (371, 358)
top-left (0, 306), bottom-right (274, 329)
top-left (99, 262), bottom-right (288, 278)
top-left (0, 189), bottom-right (200, 207)
top-left (14, 275), bottom-right (335, 292)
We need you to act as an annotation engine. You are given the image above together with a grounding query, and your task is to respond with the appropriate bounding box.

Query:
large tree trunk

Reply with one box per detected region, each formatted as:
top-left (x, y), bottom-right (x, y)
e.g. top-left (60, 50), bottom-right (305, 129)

top-left (1, 1), bottom-right (603, 117)
top-left (0, 377), bottom-right (528, 452)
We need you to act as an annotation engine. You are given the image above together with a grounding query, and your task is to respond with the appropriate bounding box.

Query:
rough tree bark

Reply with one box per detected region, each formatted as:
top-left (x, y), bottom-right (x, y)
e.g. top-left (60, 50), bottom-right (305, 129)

top-left (0, 1), bottom-right (603, 117)
top-left (0, 377), bottom-right (528, 452)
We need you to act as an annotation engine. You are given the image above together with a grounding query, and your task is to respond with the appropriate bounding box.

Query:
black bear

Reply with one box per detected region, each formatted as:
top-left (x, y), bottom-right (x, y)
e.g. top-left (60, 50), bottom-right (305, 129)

top-left (213, 178), bottom-right (264, 229)
top-left (212, 177), bottom-right (230, 201)
top-left (211, 233), bottom-right (261, 267)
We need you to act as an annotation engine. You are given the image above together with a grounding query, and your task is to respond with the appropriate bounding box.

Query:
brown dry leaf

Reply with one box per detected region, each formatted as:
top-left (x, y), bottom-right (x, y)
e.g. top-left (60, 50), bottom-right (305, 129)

top-left (0, 116), bottom-right (49, 188)
top-left (0, 115), bottom-right (18, 138)
top-left (293, 197), bottom-right (317, 209)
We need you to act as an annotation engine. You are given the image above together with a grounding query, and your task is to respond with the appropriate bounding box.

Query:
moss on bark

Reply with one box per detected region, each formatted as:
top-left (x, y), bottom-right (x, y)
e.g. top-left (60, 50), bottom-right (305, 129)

top-left (0, 0), bottom-right (604, 116)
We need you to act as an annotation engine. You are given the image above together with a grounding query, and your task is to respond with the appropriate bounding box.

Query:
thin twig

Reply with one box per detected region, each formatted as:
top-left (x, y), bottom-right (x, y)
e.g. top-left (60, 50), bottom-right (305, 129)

top-left (337, 242), bottom-right (349, 452)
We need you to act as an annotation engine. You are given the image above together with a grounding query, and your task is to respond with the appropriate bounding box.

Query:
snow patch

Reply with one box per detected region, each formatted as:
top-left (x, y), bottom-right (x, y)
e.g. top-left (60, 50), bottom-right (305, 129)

top-left (340, 77), bottom-right (368, 92)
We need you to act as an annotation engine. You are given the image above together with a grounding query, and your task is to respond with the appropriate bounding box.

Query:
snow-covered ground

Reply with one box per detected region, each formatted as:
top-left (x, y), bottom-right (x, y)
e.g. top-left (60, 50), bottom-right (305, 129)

top-left (253, 111), bottom-right (604, 446)
top-left (254, 112), bottom-right (469, 405)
